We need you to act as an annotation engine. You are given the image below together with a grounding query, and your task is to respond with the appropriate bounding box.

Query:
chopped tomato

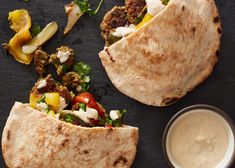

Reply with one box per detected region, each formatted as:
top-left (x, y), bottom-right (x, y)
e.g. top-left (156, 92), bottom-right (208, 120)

top-left (105, 124), bottom-right (113, 128)
top-left (73, 92), bottom-right (105, 118)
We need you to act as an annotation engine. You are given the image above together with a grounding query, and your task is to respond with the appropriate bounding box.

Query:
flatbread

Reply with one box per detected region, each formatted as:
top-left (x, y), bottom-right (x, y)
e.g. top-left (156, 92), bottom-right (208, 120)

top-left (2, 102), bottom-right (139, 168)
top-left (99, 0), bottom-right (221, 106)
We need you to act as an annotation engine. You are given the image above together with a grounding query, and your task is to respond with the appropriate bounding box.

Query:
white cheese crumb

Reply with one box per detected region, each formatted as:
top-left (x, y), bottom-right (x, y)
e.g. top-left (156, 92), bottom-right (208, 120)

top-left (112, 24), bottom-right (136, 37)
top-left (74, 107), bottom-right (98, 123)
top-left (146, 0), bottom-right (165, 16)
top-left (76, 85), bottom-right (82, 92)
top-left (57, 51), bottom-right (71, 63)
top-left (109, 110), bottom-right (120, 120)
top-left (84, 98), bottom-right (89, 103)
top-left (36, 102), bottom-right (48, 113)
top-left (58, 96), bottom-right (67, 110)
top-left (37, 79), bottom-right (47, 89)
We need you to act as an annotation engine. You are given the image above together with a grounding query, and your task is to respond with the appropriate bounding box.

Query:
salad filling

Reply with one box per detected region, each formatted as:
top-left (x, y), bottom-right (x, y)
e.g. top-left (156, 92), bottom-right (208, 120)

top-left (29, 45), bottom-right (128, 127)
top-left (30, 75), bottom-right (127, 127)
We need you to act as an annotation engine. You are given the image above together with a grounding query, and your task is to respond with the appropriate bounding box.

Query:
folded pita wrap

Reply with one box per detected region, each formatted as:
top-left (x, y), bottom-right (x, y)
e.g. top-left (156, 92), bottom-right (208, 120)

top-left (99, 0), bottom-right (221, 106)
top-left (2, 102), bottom-right (138, 168)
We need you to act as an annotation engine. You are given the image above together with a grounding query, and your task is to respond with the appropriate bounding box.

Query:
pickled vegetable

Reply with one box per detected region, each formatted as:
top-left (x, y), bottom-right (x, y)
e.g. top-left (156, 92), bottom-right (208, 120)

top-left (29, 93), bottom-right (41, 108)
top-left (45, 93), bottom-right (60, 110)
top-left (136, 13), bottom-right (153, 29)
top-left (22, 22), bottom-right (58, 54)
top-left (7, 9), bottom-right (34, 64)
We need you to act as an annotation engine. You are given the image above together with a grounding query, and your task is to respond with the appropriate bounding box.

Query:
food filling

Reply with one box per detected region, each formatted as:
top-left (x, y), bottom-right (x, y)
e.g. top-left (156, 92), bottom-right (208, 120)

top-left (29, 45), bottom-right (127, 127)
top-left (30, 75), bottom-right (127, 127)
top-left (100, 0), bottom-right (169, 46)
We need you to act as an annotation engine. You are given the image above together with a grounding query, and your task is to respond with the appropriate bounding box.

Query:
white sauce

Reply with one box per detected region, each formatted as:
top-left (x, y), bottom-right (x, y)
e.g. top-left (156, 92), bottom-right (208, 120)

top-left (112, 24), bottom-right (136, 37)
top-left (57, 51), bottom-right (70, 63)
top-left (146, 0), bottom-right (165, 16)
top-left (58, 96), bottom-right (67, 110)
top-left (36, 102), bottom-right (48, 113)
top-left (37, 79), bottom-right (47, 89)
top-left (167, 109), bottom-right (232, 168)
top-left (110, 110), bottom-right (120, 120)
top-left (74, 107), bottom-right (98, 123)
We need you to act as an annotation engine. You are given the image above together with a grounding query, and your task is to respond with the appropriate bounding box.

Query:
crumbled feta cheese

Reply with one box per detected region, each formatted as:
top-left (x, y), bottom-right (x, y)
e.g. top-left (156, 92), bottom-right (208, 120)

top-left (37, 79), bottom-right (47, 89)
top-left (58, 96), bottom-right (67, 110)
top-left (76, 85), bottom-right (82, 92)
top-left (74, 107), bottom-right (98, 123)
top-left (109, 110), bottom-right (120, 120)
top-left (57, 51), bottom-right (71, 63)
top-left (146, 0), bottom-right (165, 16)
top-left (112, 24), bottom-right (136, 37)
top-left (36, 102), bottom-right (48, 113)
top-left (84, 98), bottom-right (89, 103)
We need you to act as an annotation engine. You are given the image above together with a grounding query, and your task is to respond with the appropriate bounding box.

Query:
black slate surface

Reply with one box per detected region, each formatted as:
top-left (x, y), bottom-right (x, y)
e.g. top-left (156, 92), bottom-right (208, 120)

top-left (0, 0), bottom-right (235, 167)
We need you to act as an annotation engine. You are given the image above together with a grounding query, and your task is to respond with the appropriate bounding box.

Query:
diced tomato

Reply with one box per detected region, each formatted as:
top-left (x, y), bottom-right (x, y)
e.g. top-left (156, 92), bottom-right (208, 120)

top-left (73, 92), bottom-right (105, 118)
top-left (105, 124), bottom-right (113, 128)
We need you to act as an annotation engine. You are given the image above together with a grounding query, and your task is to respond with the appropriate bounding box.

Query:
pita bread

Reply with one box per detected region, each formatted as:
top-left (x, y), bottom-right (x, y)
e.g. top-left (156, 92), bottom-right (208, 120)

top-left (99, 0), bottom-right (221, 106)
top-left (2, 102), bottom-right (138, 168)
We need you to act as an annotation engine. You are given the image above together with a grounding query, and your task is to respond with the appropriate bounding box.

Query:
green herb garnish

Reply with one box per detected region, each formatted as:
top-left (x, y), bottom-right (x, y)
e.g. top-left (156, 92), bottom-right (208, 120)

top-left (30, 25), bottom-right (41, 37)
top-left (74, 0), bottom-right (104, 16)
top-left (135, 14), bottom-right (145, 25)
top-left (73, 62), bottom-right (91, 75)
top-left (37, 94), bottom-right (46, 103)
top-left (24, 0), bottom-right (29, 2)
top-left (45, 107), bottom-right (50, 113)
top-left (80, 82), bottom-right (90, 92)
top-left (161, 0), bottom-right (170, 5)
top-left (78, 102), bottom-right (86, 111)
top-left (73, 62), bottom-right (91, 92)
top-left (112, 120), bottom-right (121, 127)
top-left (120, 109), bottom-right (128, 117)
top-left (110, 109), bottom-right (128, 127)
top-left (98, 116), bottom-right (106, 125)
top-left (64, 114), bottom-right (75, 123)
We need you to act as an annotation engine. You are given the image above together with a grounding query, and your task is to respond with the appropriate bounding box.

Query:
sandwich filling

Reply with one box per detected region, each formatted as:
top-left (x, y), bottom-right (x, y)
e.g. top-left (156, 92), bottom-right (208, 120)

top-left (30, 75), bottom-right (127, 127)
top-left (100, 0), bottom-right (169, 46)
top-left (29, 45), bottom-right (128, 128)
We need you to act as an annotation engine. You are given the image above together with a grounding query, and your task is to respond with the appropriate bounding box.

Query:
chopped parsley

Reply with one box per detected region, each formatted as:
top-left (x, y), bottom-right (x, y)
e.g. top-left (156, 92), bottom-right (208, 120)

top-left (64, 114), bottom-right (75, 123)
top-left (120, 109), bottom-right (128, 117)
top-left (74, 0), bottom-right (104, 16)
top-left (78, 102), bottom-right (86, 111)
top-left (73, 62), bottom-right (91, 75)
top-left (37, 94), bottom-right (46, 103)
top-left (45, 107), bottom-right (50, 113)
top-left (135, 14), bottom-right (145, 25)
top-left (30, 25), bottom-right (42, 37)
top-left (73, 62), bottom-right (92, 92)
top-left (98, 109), bottom-right (128, 127)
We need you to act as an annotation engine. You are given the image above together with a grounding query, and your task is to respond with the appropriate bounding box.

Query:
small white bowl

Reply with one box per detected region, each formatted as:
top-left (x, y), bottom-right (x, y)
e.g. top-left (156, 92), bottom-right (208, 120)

top-left (162, 105), bottom-right (235, 168)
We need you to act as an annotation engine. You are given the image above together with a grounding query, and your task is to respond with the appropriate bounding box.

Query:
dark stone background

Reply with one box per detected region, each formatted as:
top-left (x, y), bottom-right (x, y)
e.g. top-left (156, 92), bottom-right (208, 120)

top-left (0, 0), bottom-right (235, 167)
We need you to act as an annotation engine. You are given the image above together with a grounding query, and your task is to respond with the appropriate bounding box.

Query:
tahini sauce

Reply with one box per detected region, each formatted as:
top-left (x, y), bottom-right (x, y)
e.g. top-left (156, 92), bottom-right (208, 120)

top-left (169, 110), bottom-right (228, 168)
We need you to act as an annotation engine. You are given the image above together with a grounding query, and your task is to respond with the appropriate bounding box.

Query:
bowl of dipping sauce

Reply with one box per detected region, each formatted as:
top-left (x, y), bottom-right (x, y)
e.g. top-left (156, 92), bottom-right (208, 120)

top-left (162, 105), bottom-right (235, 168)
